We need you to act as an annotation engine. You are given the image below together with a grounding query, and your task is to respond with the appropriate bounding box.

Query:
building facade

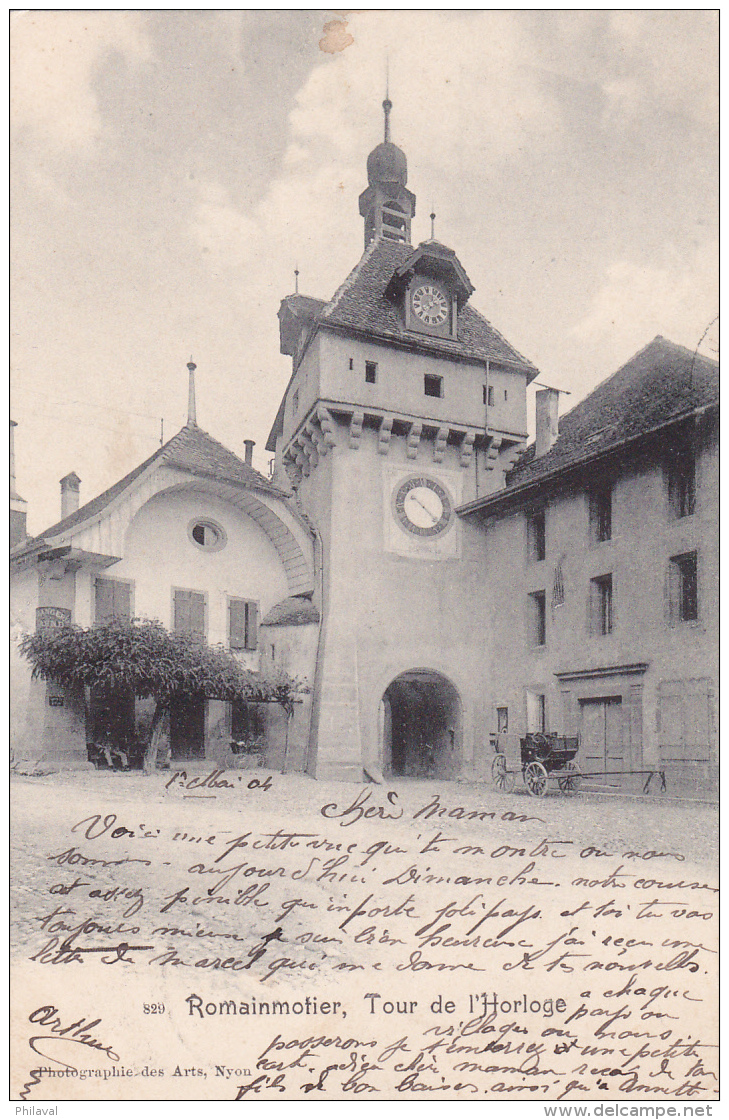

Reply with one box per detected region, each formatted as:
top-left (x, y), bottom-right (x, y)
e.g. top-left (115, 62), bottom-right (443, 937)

top-left (10, 415), bottom-right (319, 772)
top-left (460, 337), bottom-right (719, 794)
top-left (11, 106), bottom-right (718, 791)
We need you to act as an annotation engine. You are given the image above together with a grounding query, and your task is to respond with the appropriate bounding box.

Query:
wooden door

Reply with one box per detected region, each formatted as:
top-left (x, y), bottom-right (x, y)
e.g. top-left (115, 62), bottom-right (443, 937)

top-left (170, 696), bottom-right (205, 760)
top-left (580, 697), bottom-right (624, 784)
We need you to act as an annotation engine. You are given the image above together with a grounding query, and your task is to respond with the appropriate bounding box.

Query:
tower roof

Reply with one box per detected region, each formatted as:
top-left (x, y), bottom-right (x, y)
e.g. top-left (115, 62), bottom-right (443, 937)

top-left (321, 238), bottom-right (538, 373)
top-left (367, 140), bottom-right (407, 187)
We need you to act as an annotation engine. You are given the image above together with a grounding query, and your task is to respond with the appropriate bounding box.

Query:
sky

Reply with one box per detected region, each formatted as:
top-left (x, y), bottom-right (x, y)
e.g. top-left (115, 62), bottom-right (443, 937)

top-left (11, 10), bottom-right (718, 535)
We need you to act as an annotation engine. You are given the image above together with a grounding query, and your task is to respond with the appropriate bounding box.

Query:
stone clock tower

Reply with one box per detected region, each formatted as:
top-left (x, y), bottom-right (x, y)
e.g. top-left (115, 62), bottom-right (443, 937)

top-left (266, 100), bottom-right (539, 781)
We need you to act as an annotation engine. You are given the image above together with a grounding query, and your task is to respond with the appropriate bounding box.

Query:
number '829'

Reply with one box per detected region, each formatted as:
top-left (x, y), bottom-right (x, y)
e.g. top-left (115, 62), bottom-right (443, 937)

top-left (143, 1004), bottom-right (166, 1014)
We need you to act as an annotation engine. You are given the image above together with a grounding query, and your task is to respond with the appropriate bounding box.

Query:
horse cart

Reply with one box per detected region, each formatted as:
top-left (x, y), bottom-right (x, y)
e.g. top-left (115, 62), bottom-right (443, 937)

top-left (491, 732), bottom-right (581, 797)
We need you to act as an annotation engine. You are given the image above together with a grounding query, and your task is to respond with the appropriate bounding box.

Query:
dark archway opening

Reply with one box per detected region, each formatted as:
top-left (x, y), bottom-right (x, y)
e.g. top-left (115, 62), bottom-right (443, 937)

top-left (382, 670), bottom-right (462, 779)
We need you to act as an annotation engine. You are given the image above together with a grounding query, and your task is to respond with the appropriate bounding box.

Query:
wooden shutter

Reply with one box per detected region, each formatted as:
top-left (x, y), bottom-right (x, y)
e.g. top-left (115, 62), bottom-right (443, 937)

top-left (96, 578), bottom-right (131, 623)
top-left (95, 578), bottom-right (114, 623)
top-left (245, 602), bottom-right (258, 650)
top-left (174, 590), bottom-right (205, 638)
top-left (190, 592), bottom-right (205, 638)
top-left (229, 599), bottom-right (247, 649)
top-left (658, 679), bottom-right (712, 763)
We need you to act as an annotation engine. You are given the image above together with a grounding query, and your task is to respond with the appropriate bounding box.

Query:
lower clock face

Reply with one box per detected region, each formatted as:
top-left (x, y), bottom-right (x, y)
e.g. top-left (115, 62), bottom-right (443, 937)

top-left (393, 476), bottom-right (455, 537)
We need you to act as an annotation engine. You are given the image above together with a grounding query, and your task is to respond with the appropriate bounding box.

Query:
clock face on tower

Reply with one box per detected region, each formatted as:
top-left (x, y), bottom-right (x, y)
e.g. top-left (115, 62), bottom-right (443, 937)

top-left (411, 282), bottom-right (450, 327)
top-left (392, 475), bottom-right (455, 537)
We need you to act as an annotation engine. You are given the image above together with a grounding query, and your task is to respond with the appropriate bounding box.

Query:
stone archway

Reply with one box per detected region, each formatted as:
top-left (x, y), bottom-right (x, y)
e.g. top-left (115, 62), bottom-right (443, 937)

top-left (381, 669), bottom-right (462, 779)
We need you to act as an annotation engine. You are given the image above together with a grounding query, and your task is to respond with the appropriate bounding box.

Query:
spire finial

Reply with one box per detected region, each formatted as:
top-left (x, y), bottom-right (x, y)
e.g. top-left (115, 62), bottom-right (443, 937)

top-left (430, 210), bottom-right (436, 240)
top-left (382, 58), bottom-right (392, 143)
top-left (294, 266), bottom-right (299, 295)
top-left (187, 357), bottom-right (197, 427)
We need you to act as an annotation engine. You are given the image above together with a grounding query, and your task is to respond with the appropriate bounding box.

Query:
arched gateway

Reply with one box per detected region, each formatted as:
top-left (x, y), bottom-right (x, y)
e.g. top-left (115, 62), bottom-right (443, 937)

top-left (380, 669), bottom-right (462, 779)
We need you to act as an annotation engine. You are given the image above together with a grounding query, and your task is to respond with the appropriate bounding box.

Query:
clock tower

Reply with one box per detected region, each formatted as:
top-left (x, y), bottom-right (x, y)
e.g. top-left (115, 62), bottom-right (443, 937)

top-left (267, 100), bottom-right (539, 781)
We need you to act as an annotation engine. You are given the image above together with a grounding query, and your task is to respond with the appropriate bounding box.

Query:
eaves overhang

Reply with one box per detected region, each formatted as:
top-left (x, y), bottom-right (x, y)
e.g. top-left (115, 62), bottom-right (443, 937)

top-left (456, 402), bottom-right (717, 521)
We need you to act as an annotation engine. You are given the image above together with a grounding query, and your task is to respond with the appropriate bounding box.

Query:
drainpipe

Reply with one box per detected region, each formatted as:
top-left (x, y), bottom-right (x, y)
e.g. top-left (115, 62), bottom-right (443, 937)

top-left (290, 491), bottom-right (326, 778)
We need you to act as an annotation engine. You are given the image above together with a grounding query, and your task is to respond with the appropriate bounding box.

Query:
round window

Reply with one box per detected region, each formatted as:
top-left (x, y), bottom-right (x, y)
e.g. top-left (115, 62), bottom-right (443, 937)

top-left (188, 519), bottom-right (227, 552)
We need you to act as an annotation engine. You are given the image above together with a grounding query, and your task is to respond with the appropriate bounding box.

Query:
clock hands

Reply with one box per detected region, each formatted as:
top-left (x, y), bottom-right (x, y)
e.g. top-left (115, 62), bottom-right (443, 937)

top-left (406, 492), bottom-right (440, 525)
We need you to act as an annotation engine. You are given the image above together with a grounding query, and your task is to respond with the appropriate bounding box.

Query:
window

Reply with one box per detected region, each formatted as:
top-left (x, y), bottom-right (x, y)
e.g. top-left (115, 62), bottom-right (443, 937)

top-left (228, 597), bottom-right (258, 650)
top-left (504, 389), bottom-right (508, 401)
top-left (668, 552), bottom-right (698, 622)
top-left (496, 706), bottom-right (509, 733)
top-left (667, 448), bottom-right (695, 518)
top-left (485, 385), bottom-right (494, 406)
top-left (526, 510), bottom-right (546, 562)
top-left (292, 389), bottom-right (299, 414)
top-left (589, 486), bottom-right (612, 543)
top-left (188, 518), bottom-right (227, 551)
top-left (365, 361), bottom-right (378, 384)
top-left (590, 574), bottom-right (613, 635)
top-left (348, 358), bottom-right (354, 370)
top-left (95, 578), bottom-right (132, 623)
top-left (424, 374), bottom-right (443, 398)
top-left (528, 590), bottom-right (546, 646)
top-left (173, 589), bottom-right (206, 639)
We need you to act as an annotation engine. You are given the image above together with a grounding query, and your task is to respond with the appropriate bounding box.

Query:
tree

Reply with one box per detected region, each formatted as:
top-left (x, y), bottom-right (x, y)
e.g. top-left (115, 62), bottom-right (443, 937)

top-left (20, 618), bottom-right (304, 772)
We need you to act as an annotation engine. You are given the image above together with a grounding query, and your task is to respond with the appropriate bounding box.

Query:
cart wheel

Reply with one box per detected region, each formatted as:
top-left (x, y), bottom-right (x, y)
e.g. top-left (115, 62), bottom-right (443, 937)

top-left (558, 760), bottom-right (582, 793)
top-left (524, 760), bottom-right (548, 797)
top-left (491, 753), bottom-right (515, 793)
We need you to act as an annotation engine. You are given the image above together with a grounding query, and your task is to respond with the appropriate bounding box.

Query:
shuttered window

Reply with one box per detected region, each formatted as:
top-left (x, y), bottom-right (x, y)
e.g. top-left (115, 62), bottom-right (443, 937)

top-left (95, 578), bottom-right (132, 623)
top-left (228, 598), bottom-right (258, 651)
top-left (667, 552), bottom-right (698, 622)
top-left (173, 589), bottom-right (206, 639)
top-left (657, 679), bottom-right (713, 764)
top-left (589, 486), bottom-right (612, 543)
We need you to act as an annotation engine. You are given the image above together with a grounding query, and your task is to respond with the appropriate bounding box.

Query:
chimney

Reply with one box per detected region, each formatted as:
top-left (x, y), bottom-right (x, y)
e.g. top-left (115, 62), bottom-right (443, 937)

top-left (60, 472), bottom-right (81, 520)
top-left (10, 420), bottom-right (28, 548)
top-left (243, 439), bottom-right (255, 466)
top-left (535, 388), bottom-right (560, 458)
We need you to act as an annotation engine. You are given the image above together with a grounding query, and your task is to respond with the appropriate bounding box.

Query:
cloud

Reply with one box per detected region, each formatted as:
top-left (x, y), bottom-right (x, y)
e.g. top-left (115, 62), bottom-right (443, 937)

top-left (571, 240), bottom-right (718, 359)
top-left (605, 11), bottom-right (718, 128)
top-left (188, 180), bottom-right (258, 264)
top-left (11, 10), bottom-right (150, 149)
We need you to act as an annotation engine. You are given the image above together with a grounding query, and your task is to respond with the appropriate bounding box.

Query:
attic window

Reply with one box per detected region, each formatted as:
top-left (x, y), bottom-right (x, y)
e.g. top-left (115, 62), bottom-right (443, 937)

top-left (188, 519), bottom-right (227, 552)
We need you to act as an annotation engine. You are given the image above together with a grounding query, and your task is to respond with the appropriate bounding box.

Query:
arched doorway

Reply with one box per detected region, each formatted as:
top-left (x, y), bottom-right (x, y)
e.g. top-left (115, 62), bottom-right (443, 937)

top-left (381, 670), bottom-right (462, 779)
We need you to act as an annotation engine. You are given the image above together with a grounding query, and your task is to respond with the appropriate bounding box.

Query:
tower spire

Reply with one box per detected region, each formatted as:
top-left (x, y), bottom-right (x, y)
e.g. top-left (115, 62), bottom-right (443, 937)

top-left (383, 59), bottom-right (391, 142)
top-left (187, 358), bottom-right (197, 427)
top-left (360, 88), bottom-right (416, 248)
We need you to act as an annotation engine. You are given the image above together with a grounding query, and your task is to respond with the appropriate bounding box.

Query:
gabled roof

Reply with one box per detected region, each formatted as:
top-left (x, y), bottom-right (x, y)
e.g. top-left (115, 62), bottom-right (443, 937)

top-left (459, 336), bottom-right (719, 515)
top-left (385, 240), bottom-right (475, 306)
top-left (12, 423), bottom-right (286, 559)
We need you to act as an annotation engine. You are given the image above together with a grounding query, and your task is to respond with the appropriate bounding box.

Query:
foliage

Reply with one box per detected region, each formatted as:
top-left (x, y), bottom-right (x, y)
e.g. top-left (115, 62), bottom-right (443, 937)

top-left (20, 618), bottom-right (304, 715)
